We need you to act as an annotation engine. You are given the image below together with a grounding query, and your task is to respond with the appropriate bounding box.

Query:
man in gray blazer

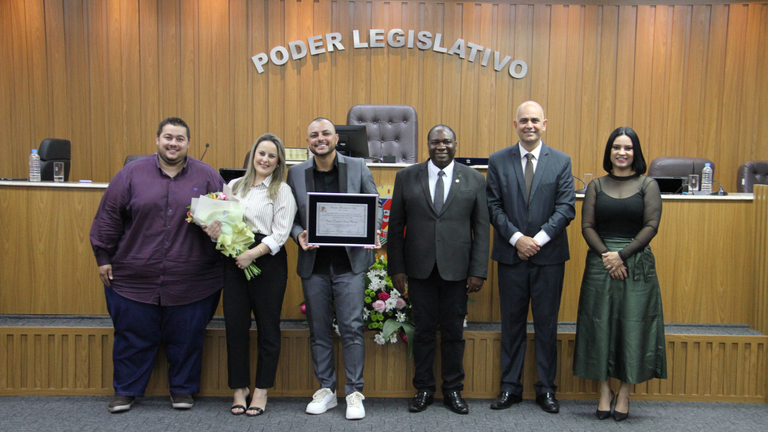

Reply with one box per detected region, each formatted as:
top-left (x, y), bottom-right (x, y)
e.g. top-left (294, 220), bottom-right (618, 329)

top-left (287, 118), bottom-right (382, 420)
top-left (388, 125), bottom-right (490, 415)
top-left (486, 101), bottom-right (575, 414)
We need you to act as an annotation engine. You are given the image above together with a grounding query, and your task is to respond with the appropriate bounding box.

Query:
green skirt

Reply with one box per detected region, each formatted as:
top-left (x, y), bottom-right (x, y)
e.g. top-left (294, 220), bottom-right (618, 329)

top-left (572, 238), bottom-right (667, 383)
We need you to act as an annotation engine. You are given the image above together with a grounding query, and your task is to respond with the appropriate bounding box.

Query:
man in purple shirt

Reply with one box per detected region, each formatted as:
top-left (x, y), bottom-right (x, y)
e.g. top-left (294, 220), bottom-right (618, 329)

top-left (90, 117), bottom-right (224, 413)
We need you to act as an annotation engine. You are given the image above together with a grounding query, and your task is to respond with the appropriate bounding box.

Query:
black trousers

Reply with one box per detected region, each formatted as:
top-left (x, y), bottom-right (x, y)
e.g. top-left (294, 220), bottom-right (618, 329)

top-left (408, 265), bottom-right (468, 396)
top-left (498, 260), bottom-right (565, 396)
top-left (223, 239), bottom-right (288, 390)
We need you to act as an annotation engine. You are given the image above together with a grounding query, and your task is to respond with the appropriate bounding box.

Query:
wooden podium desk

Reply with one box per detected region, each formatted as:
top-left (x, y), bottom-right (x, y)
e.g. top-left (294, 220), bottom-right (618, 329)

top-left (1, 178), bottom-right (766, 332)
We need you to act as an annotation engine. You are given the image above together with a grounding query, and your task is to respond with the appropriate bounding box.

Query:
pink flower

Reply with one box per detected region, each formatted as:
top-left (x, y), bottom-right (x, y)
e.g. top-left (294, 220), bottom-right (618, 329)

top-left (378, 292), bottom-right (390, 302)
top-left (401, 333), bottom-right (408, 343)
top-left (395, 298), bottom-right (406, 310)
top-left (300, 304), bottom-right (307, 314)
top-left (372, 300), bottom-right (386, 313)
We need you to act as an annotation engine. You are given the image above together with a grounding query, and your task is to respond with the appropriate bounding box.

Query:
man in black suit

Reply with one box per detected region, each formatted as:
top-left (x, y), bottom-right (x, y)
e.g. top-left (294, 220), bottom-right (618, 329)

top-left (388, 125), bottom-right (490, 415)
top-left (486, 101), bottom-right (576, 413)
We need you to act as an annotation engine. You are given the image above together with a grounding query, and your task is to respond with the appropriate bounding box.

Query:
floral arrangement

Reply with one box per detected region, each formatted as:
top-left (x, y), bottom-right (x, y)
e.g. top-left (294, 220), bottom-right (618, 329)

top-left (299, 255), bottom-right (415, 355)
top-left (364, 255), bottom-right (413, 350)
top-left (186, 192), bottom-right (261, 280)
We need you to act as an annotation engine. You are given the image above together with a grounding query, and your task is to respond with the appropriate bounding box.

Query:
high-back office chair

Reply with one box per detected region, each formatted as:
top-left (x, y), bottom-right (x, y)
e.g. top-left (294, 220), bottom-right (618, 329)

top-left (647, 157), bottom-right (715, 178)
top-left (736, 161), bottom-right (768, 192)
top-left (39, 138), bottom-right (71, 181)
top-left (124, 154), bottom-right (150, 166)
top-left (346, 105), bottom-right (418, 163)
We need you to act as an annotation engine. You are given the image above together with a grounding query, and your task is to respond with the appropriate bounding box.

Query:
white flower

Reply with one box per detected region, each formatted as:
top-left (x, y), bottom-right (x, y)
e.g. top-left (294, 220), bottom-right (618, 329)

top-left (385, 298), bottom-right (397, 312)
top-left (370, 278), bottom-right (386, 291)
top-left (389, 289), bottom-right (400, 299)
top-left (362, 309), bottom-right (370, 320)
top-left (389, 333), bottom-right (399, 344)
top-left (333, 323), bottom-right (341, 336)
top-left (374, 333), bottom-right (386, 345)
top-left (396, 311), bottom-right (406, 323)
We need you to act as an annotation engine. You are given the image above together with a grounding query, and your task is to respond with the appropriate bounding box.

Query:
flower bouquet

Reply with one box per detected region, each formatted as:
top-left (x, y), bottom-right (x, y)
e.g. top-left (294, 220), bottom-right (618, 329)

top-left (298, 255), bottom-right (415, 356)
top-left (187, 191), bottom-right (261, 280)
top-left (364, 255), bottom-right (415, 356)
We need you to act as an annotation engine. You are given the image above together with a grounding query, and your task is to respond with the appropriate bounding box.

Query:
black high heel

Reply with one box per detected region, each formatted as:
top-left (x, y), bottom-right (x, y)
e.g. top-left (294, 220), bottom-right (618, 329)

top-left (613, 395), bottom-right (629, 422)
top-left (595, 390), bottom-right (615, 420)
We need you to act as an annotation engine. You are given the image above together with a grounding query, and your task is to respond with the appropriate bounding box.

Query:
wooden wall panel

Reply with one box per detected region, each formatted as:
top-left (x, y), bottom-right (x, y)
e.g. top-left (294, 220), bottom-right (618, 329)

top-left (0, 181), bottom-right (759, 329)
top-left (2, 327), bottom-right (765, 402)
top-left (754, 185), bottom-right (768, 335)
top-left (1, 1), bottom-right (768, 191)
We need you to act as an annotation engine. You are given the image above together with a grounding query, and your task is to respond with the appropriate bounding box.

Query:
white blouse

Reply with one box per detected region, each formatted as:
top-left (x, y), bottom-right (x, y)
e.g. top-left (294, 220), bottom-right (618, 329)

top-left (227, 174), bottom-right (298, 255)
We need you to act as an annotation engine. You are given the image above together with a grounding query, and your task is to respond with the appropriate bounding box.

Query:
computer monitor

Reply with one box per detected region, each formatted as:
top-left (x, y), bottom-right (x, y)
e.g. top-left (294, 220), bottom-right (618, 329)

top-left (652, 177), bottom-right (685, 194)
top-left (334, 125), bottom-right (369, 159)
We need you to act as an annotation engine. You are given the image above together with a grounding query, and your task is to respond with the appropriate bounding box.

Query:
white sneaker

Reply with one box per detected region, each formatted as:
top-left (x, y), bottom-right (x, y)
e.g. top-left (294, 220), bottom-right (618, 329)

top-left (306, 388), bottom-right (337, 414)
top-left (345, 391), bottom-right (365, 420)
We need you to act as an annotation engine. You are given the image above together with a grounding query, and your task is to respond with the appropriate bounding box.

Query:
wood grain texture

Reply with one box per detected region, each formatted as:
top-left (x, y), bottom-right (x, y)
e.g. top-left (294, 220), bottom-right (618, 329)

top-left (3, 1), bottom-right (768, 191)
top-left (1, 327), bottom-right (765, 402)
top-left (753, 185), bottom-right (768, 335)
top-left (0, 180), bottom-right (759, 328)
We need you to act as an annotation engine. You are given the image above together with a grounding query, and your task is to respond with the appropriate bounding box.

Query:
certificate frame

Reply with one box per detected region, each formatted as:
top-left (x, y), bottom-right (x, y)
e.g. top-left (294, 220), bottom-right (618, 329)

top-left (307, 192), bottom-right (378, 247)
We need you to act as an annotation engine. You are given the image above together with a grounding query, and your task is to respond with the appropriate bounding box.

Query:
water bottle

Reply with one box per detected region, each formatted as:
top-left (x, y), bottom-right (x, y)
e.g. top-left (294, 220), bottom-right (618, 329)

top-left (29, 149), bottom-right (41, 182)
top-left (701, 163), bottom-right (713, 195)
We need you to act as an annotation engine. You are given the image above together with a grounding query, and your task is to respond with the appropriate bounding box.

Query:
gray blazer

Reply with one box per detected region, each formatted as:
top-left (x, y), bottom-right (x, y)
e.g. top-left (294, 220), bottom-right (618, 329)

top-left (388, 161), bottom-right (490, 281)
top-left (287, 154), bottom-right (383, 279)
top-left (486, 142), bottom-right (576, 266)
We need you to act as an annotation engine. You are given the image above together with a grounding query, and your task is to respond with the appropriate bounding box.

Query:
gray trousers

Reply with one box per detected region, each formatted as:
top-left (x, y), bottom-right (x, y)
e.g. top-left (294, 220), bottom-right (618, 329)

top-left (302, 266), bottom-right (365, 395)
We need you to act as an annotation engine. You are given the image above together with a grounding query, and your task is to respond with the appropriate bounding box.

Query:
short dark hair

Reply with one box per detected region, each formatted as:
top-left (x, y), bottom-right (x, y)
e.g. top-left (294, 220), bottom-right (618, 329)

top-left (427, 124), bottom-right (456, 142)
top-left (157, 117), bottom-right (190, 140)
top-left (602, 126), bottom-right (647, 174)
top-left (309, 117), bottom-right (335, 133)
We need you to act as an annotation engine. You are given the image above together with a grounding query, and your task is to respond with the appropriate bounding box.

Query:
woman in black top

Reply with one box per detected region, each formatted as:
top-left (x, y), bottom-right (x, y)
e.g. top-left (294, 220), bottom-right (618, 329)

top-left (572, 127), bottom-right (666, 422)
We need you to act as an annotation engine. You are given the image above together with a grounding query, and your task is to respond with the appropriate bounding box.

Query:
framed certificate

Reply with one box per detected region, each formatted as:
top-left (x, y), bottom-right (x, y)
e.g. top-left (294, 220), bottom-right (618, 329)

top-left (307, 192), bottom-right (378, 247)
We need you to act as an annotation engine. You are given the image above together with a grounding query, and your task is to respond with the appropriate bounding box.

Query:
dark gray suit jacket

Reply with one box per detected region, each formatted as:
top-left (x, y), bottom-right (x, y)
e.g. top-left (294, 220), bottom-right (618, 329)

top-left (287, 154), bottom-right (383, 279)
top-left (388, 161), bottom-right (490, 281)
top-left (486, 142), bottom-right (576, 266)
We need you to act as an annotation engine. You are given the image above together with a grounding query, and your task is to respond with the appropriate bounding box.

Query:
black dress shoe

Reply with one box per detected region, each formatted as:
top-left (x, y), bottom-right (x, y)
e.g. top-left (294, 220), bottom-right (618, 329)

top-left (535, 392), bottom-right (559, 414)
top-left (613, 398), bottom-right (629, 422)
top-left (490, 391), bottom-right (523, 410)
top-left (442, 390), bottom-right (469, 414)
top-left (595, 390), bottom-right (615, 420)
top-left (408, 391), bottom-right (434, 413)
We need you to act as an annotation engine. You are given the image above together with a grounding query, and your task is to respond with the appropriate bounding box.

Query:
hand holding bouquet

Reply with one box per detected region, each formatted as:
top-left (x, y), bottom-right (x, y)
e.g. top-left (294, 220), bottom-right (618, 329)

top-left (187, 191), bottom-right (262, 280)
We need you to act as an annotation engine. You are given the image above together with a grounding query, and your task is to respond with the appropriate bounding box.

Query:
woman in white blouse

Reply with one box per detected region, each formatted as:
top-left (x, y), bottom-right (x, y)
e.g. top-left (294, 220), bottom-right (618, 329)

top-left (206, 133), bottom-right (297, 416)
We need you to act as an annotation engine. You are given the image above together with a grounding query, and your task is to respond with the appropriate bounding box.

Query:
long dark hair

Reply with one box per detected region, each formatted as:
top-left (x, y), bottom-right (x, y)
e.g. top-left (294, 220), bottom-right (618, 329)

top-left (602, 126), bottom-right (647, 174)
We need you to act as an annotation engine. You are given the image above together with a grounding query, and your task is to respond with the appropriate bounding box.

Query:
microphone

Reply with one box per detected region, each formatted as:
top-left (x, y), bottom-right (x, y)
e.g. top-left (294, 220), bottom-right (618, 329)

top-left (573, 175), bottom-right (587, 194)
top-left (200, 143), bottom-right (210, 161)
top-left (710, 180), bottom-right (728, 196)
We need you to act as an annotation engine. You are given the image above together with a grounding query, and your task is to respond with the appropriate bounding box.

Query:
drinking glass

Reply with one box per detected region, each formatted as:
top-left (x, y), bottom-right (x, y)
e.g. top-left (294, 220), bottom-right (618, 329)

top-left (53, 162), bottom-right (65, 183)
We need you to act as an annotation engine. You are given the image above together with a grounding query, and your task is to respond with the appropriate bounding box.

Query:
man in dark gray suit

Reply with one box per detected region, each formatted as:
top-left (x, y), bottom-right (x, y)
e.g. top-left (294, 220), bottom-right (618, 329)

top-left (287, 118), bottom-right (382, 420)
top-left (388, 125), bottom-right (490, 415)
top-left (486, 101), bottom-right (575, 414)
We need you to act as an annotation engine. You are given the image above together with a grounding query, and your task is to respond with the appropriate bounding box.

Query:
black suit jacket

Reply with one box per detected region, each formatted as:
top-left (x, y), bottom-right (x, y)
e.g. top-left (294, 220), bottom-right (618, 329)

top-left (486, 142), bottom-right (576, 266)
top-left (388, 161), bottom-right (490, 281)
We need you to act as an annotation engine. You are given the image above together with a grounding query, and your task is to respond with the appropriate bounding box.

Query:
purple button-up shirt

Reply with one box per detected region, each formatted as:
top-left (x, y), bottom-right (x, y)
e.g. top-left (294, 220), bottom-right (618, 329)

top-left (90, 155), bottom-right (225, 306)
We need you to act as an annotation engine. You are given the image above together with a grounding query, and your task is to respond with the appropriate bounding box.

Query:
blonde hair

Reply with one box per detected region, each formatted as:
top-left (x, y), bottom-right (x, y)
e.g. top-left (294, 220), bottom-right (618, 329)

top-left (233, 133), bottom-right (287, 201)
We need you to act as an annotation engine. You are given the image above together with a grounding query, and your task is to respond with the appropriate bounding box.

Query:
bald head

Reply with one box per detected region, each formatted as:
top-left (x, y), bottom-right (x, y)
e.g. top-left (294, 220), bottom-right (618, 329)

top-left (514, 101), bottom-right (547, 151)
top-left (516, 101), bottom-right (545, 120)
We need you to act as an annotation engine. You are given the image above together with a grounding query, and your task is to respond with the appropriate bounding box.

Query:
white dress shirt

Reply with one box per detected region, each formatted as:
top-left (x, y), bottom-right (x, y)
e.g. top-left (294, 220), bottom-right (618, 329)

top-left (227, 174), bottom-right (298, 255)
top-left (428, 159), bottom-right (454, 203)
top-left (510, 141), bottom-right (551, 248)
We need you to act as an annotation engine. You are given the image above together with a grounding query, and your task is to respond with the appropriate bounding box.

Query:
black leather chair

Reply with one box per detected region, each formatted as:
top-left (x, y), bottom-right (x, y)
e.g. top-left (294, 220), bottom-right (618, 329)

top-left (647, 157), bottom-right (715, 178)
top-left (124, 154), bottom-right (150, 166)
top-left (736, 161), bottom-right (768, 192)
top-left (38, 138), bottom-right (71, 181)
top-left (347, 104), bottom-right (418, 163)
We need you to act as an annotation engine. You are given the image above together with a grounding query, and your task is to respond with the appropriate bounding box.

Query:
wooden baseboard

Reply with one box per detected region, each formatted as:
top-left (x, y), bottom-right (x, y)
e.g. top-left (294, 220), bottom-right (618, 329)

top-left (1, 327), bottom-right (765, 403)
